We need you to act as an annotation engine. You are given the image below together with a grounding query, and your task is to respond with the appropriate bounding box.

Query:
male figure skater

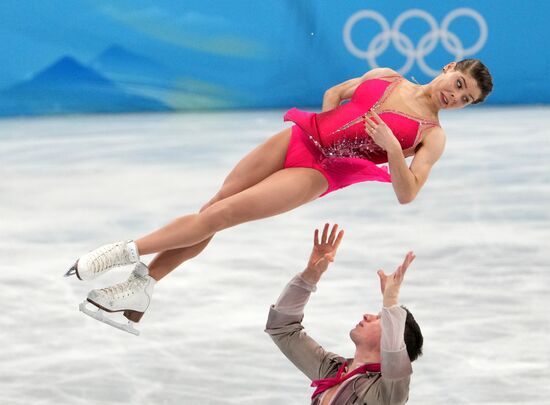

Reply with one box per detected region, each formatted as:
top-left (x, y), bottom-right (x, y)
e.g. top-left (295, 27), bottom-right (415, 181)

top-left (265, 224), bottom-right (423, 404)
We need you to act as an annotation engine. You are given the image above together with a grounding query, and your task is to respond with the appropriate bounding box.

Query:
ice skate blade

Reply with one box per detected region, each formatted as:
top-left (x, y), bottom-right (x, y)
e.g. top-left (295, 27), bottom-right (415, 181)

top-left (64, 261), bottom-right (82, 280)
top-left (79, 301), bottom-right (140, 336)
top-left (64, 264), bottom-right (77, 277)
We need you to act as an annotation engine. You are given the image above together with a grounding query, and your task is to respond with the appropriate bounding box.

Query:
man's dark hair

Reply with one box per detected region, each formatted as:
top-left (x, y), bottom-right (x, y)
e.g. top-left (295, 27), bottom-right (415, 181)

top-left (455, 58), bottom-right (493, 104)
top-left (401, 306), bottom-right (423, 362)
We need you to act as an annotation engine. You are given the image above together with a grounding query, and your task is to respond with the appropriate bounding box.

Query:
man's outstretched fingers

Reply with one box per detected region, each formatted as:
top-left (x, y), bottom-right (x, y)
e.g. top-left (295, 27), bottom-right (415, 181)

top-left (400, 252), bottom-right (416, 276)
top-left (321, 223), bottom-right (329, 244)
top-left (334, 230), bottom-right (344, 251)
top-left (378, 269), bottom-right (387, 293)
top-left (328, 224), bottom-right (338, 244)
top-left (314, 228), bottom-right (319, 246)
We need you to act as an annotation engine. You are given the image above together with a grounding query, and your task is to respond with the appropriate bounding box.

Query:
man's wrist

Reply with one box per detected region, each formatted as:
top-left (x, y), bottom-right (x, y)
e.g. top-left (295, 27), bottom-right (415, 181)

top-left (301, 268), bottom-right (320, 285)
top-left (383, 298), bottom-right (399, 307)
top-left (383, 292), bottom-right (399, 308)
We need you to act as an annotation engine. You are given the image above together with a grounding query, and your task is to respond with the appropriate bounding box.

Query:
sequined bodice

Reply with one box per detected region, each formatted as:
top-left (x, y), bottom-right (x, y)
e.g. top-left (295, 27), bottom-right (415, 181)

top-left (284, 76), bottom-right (440, 164)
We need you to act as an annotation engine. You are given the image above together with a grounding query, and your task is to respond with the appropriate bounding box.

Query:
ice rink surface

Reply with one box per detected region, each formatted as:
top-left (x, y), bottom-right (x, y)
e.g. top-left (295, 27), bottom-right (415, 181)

top-left (1, 107), bottom-right (549, 404)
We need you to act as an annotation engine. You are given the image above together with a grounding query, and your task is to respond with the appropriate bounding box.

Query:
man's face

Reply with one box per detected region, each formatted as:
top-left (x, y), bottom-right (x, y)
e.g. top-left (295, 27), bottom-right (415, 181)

top-left (349, 313), bottom-right (382, 349)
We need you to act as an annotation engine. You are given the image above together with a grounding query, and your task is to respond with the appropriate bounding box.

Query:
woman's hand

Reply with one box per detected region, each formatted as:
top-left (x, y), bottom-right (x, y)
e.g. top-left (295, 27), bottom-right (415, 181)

top-left (301, 223), bottom-right (344, 285)
top-left (364, 110), bottom-right (401, 153)
top-left (377, 251), bottom-right (415, 307)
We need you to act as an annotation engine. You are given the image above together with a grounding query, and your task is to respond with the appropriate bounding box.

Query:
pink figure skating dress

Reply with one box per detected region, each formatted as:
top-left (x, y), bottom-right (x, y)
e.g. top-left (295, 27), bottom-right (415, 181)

top-left (283, 75), bottom-right (440, 196)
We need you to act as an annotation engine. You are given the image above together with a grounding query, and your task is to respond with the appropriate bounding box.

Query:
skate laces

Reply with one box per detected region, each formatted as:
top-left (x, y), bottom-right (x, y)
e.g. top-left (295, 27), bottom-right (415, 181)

top-left (89, 243), bottom-right (131, 275)
top-left (100, 273), bottom-right (148, 300)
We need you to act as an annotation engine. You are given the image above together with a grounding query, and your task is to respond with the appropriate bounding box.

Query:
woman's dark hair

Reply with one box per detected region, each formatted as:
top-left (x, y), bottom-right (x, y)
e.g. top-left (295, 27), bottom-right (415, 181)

top-left (455, 58), bottom-right (493, 104)
top-left (401, 306), bottom-right (423, 362)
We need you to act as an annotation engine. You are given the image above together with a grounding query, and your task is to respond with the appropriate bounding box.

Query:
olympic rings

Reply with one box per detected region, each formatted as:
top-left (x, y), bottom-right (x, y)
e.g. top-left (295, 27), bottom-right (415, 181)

top-left (343, 8), bottom-right (488, 76)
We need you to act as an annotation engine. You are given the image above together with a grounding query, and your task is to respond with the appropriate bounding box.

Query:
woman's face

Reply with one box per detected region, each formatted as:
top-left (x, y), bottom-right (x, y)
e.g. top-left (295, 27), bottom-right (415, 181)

top-left (434, 63), bottom-right (482, 110)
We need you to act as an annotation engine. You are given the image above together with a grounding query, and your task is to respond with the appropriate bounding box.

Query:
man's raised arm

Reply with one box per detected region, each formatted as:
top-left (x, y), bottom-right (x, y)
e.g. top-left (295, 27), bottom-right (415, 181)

top-left (376, 253), bottom-right (418, 404)
top-left (265, 224), bottom-right (344, 381)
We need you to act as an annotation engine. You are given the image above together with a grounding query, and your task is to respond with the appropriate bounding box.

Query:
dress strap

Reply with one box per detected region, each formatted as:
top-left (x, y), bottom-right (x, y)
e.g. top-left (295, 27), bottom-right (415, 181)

top-left (420, 118), bottom-right (441, 128)
top-left (371, 76), bottom-right (403, 111)
top-left (377, 74), bottom-right (403, 82)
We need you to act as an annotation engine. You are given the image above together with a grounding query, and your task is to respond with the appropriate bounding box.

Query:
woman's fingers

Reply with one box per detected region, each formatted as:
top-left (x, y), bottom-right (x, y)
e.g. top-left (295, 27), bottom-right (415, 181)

top-left (314, 228), bottom-right (319, 246)
top-left (364, 113), bottom-right (376, 132)
top-left (364, 114), bottom-right (376, 131)
top-left (370, 110), bottom-right (384, 125)
top-left (365, 113), bottom-right (376, 127)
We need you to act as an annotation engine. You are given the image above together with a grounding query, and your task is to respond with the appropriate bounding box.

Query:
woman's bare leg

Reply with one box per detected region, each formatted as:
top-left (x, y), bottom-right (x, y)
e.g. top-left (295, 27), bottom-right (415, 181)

top-left (136, 167), bottom-right (328, 255)
top-left (147, 237), bottom-right (212, 280)
top-left (146, 127), bottom-right (294, 280)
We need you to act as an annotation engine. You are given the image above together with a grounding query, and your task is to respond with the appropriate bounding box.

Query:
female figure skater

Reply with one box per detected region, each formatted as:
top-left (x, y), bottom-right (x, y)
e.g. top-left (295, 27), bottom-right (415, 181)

top-left (69, 59), bottom-right (492, 334)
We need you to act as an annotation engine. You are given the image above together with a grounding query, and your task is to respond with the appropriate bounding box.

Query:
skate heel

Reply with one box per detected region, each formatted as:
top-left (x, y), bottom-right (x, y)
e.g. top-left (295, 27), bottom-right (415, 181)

top-left (123, 310), bottom-right (144, 323)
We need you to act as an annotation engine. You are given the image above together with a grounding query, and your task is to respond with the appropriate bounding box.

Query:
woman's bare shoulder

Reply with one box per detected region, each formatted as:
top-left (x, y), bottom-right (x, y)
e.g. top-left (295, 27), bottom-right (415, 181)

top-left (417, 126), bottom-right (446, 158)
top-left (425, 125), bottom-right (446, 139)
top-left (361, 67), bottom-right (399, 80)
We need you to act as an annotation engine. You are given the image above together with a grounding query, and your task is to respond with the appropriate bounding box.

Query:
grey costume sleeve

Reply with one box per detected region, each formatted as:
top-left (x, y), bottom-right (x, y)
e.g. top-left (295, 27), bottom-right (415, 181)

top-left (265, 273), bottom-right (342, 381)
top-left (377, 305), bottom-right (413, 404)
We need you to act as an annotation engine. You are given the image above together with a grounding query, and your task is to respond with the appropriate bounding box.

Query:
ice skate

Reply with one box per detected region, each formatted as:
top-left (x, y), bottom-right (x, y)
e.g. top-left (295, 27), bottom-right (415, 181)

top-left (79, 262), bottom-right (156, 335)
top-left (65, 240), bottom-right (140, 280)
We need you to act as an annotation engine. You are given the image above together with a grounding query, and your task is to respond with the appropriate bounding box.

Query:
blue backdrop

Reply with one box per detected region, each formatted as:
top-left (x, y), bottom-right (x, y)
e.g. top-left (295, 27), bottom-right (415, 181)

top-left (0, 0), bottom-right (548, 116)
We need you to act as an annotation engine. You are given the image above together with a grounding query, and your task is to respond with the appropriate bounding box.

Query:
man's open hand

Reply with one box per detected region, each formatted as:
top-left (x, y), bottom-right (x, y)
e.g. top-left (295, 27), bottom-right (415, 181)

top-left (377, 251), bottom-right (415, 307)
top-left (302, 223), bottom-right (344, 285)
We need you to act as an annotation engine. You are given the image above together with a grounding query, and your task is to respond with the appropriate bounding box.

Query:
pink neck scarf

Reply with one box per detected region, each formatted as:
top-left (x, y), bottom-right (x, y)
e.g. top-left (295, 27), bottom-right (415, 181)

top-left (310, 361), bottom-right (381, 399)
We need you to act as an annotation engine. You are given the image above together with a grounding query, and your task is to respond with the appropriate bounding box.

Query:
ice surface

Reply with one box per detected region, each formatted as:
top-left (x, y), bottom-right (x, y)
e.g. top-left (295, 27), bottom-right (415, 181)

top-left (0, 107), bottom-right (549, 404)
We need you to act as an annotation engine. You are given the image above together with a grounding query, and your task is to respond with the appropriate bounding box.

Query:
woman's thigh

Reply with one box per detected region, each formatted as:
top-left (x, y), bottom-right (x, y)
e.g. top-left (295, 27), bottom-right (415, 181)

top-left (202, 167), bottom-right (329, 231)
top-left (214, 127), bottom-right (293, 199)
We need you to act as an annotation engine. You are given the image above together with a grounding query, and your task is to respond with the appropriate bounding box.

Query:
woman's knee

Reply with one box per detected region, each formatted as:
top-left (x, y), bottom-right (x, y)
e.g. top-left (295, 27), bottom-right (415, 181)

top-left (200, 199), bottom-right (216, 213)
top-left (199, 191), bottom-right (226, 213)
top-left (199, 202), bottom-right (237, 232)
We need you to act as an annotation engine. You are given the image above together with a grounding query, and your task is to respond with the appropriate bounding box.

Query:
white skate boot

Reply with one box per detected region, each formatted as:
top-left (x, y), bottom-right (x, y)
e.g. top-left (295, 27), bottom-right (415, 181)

top-left (65, 240), bottom-right (140, 281)
top-left (79, 262), bottom-right (156, 335)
